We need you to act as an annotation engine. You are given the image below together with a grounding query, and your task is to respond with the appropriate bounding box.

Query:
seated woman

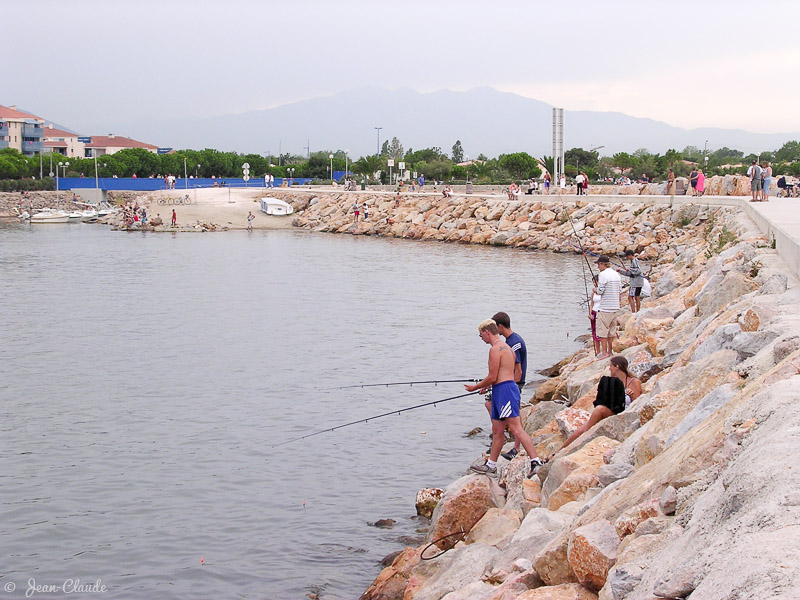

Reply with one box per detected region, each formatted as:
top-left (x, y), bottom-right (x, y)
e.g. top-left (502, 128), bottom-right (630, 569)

top-left (553, 356), bottom-right (640, 454)
top-left (442, 184), bottom-right (452, 198)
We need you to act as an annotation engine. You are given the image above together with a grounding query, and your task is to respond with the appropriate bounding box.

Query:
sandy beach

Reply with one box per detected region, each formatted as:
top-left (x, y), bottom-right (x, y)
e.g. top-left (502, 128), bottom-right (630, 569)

top-left (141, 187), bottom-right (297, 230)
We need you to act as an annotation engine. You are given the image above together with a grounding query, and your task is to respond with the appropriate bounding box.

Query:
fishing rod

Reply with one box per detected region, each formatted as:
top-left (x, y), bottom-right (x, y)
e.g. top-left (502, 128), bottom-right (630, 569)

top-left (565, 240), bottom-right (627, 270)
top-left (327, 378), bottom-right (479, 390)
top-left (271, 390), bottom-right (482, 448)
top-left (567, 212), bottom-right (593, 304)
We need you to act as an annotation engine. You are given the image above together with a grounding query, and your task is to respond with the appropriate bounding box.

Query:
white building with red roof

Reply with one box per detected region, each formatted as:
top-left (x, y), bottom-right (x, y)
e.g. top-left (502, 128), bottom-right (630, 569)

top-left (0, 105), bottom-right (45, 156)
top-left (42, 124), bottom-right (85, 157)
top-left (84, 134), bottom-right (159, 158)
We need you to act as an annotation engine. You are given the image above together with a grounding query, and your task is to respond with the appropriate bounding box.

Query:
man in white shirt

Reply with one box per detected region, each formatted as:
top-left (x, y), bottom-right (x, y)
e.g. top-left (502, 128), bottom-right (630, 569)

top-left (575, 172), bottom-right (585, 196)
top-left (595, 255), bottom-right (622, 359)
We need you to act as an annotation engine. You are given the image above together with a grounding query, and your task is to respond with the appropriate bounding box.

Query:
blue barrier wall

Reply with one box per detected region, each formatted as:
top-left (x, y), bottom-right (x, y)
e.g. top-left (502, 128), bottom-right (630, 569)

top-left (59, 177), bottom-right (313, 191)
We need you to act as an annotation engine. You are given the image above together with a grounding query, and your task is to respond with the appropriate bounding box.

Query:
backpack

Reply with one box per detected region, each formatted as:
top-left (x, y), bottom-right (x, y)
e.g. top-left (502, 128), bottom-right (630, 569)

top-left (641, 277), bottom-right (652, 297)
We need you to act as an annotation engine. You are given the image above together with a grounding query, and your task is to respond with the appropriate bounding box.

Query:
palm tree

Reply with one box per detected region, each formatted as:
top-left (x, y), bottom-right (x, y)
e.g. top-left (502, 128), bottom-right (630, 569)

top-left (539, 156), bottom-right (555, 179)
top-left (352, 155), bottom-right (382, 179)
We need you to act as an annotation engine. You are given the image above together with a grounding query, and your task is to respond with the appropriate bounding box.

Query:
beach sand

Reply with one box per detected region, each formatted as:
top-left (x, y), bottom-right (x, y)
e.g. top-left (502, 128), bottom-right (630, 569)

top-left (141, 187), bottom-right (296, 230)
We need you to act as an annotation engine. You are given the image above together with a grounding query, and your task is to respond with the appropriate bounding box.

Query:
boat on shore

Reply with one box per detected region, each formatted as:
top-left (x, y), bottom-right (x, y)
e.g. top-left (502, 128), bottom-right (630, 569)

top-left (260, 197), bottom-right (294, 216)
top-left (30, 209), bottom-right (70, 224)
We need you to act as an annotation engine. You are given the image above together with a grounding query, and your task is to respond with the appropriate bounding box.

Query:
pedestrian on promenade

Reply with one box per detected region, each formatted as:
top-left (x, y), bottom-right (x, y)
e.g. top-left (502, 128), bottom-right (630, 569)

top-left (666, 169), bottom-right (676, 195)
top-left (466, 319), bottom-right (544, 477)
top-left (544, 172), bottom-right (551, 194)
top-left (748, 160), bottom-right (763, 202)
top-left (690, 167), bottom-right (699, 195)
top-left (247, 211), bottom-right (255, 230)
top-left (697, 169), bottom-right (705, 196)
top-left (762, 162), bottom-right (772, 202)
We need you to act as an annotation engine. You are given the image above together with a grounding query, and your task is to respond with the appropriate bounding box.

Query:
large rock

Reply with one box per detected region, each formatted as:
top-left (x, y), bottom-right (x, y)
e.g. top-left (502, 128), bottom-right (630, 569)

top-left (567, 519), bottom-right (621, 591)
top-left (517, 583), bottom-right (598, 599)
top-left (409, 542), bottom-right (501, 600)
top-left (695, 270), bottom-right (758, 317)
top-left (543, 437), bottom-right (621, 510)
top-left (416, 487), bottom-right (445, 518)
top-left (428, 475), bottom-right (503, 550)
top-left (664, 384), bottom-right (737, 448)
top-left (465, 507), bottom-right (522, 547)
top-left (360, 546), bottom-right (421, 600)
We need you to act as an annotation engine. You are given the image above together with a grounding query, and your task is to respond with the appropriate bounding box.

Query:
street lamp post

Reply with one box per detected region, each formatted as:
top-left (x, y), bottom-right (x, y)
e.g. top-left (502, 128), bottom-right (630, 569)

top-left (374, 126), bottom-right (383, 157)
top-left (287, 167), bottom-right (295, 186)
top-left (196, 164), bottom-right (201, 178)
top-left (329, 154), bottom-right (334, 184)
top-left (345, 149), bottom-right (349, 182)
top-left (183, 157), bottom-right (188, 189)
top-left (704, 140), bottom-right (709, 173)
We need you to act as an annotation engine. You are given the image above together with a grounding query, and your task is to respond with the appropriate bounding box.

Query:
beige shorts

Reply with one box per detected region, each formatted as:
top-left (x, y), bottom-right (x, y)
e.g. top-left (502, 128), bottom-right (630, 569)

top-left (596, 311), bottom-right (619, 338)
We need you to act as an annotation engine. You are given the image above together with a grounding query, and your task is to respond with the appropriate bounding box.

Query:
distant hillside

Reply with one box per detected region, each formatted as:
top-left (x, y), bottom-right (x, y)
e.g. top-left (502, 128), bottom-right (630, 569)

top-left (110, 87), bottom-right (800, 158)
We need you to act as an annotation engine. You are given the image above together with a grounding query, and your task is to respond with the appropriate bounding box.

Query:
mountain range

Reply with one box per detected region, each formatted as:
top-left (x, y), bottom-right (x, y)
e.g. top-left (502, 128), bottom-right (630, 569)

top-left (110, 87), bottom-right (799, 159)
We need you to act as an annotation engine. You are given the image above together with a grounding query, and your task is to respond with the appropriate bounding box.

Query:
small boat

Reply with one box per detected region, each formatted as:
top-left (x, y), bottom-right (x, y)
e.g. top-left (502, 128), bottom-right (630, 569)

top-left (260, 197), bottom-right (294, 216)
top-left (30, 209), bottom-right (70, 224)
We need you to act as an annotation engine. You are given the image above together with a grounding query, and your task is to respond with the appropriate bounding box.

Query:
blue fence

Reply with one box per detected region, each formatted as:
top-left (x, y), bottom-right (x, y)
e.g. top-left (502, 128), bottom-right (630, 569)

top-left (59, 177), bottom-right (314, 191)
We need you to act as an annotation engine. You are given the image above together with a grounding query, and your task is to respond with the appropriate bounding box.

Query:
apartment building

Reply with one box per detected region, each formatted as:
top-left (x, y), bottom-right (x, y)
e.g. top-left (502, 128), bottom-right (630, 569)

top-left (0, 105), bottom-right (44, 156)
top-left (42, 125), bottom-right (85, 157)
top-left (84, 134), bottom-right (159, 157)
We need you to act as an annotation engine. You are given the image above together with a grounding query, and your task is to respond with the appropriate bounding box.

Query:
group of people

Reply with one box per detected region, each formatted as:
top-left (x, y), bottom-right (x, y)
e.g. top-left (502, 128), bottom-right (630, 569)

top-left (466, 306), bottom-right (642, 479)
top-left (688, 168), bottom-right (707, 196)
top-left (747, 160), bottom-right (773, 202)
top-left (351, 201), bottom-right (370, 222)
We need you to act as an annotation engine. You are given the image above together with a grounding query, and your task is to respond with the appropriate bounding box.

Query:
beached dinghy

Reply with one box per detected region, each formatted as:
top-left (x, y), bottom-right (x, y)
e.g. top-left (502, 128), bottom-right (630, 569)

top-left (260, 198), bottom-right (294, 216)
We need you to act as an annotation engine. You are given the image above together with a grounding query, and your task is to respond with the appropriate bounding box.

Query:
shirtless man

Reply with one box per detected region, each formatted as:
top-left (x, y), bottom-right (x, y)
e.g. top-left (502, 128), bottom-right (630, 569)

top-left (466, 319), bottom-right (544, 476)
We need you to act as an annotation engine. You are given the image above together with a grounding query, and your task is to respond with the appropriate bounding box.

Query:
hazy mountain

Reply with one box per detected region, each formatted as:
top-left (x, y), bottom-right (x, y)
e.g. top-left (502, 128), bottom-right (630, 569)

top-left (111, 87), bottom-right (799, 158)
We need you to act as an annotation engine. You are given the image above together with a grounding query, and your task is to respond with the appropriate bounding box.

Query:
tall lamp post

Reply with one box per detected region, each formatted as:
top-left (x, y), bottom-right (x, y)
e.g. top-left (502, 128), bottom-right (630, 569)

top-left (183, 157), bottom-right (188, 189)
top-left (329, 154), bottom-right (334, 184)
top-left (703, 140), bottom-right (709, 173)
top-left (374, 126), bottom-right (383, 157)
top-left (345, 149), bottom-right (349, 182)
top-left (287, 167), bottom-right (295, 186)
top-left (196, 163), bottom-right (201, 178)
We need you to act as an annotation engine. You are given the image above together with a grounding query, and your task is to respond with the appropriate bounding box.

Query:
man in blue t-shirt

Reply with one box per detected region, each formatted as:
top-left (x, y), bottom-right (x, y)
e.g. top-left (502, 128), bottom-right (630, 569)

top-left (492, 311), bottom-right (528, 460)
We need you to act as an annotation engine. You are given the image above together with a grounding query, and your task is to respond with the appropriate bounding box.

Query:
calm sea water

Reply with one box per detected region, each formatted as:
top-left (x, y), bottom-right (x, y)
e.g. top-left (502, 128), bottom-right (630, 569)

top-left (0, 224), bottom-right (587, 599)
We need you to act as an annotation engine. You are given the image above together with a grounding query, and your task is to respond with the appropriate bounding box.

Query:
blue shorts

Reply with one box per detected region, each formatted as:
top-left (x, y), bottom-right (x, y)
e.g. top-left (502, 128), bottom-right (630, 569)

top-left (491, 380), bottom-right (520, 420)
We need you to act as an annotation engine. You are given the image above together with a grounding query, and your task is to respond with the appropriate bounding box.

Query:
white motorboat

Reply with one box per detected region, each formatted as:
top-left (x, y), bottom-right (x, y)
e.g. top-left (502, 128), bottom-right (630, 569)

top-left (30, 209), bottom-right (70, 224)
top-left (260, 197), bottom-right (294, 216)
top-left (97, 201), bottom-right (119, 217)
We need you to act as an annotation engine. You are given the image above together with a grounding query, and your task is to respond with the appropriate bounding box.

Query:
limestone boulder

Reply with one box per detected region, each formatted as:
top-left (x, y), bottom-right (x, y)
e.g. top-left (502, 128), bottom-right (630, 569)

top-left (359, 546), bottom-right (421, 600)
top-left (596, 463), bottom-right (633, 488)
top-left (695, 270), bottom-right (758, 317)
top-left (567, 519), bottom-right (621, 591)
top-left (484, 508), bottom-right (574, 587)
top-left (517, 583), bottom-right (597, 599)
top-left (664, 384), bottom-right (737, 448)
top-left (544, 437), bottom-right (621, 510)
top-left (409, 542), bottom-right (501, 600)
top-left (555, 407), bottom-right (591, 440)
top-left (416, 487), bottom-right (445, 518)
top-left (525, 401), bottom-right (564, 435)
top-left (613, 498), bottom-right (661, 538)
top-left (465, 507), bottom-right (523, 547)
top-left (533, 530), bottom-right (578, 586)
top-left (428, 475), bottom-right (503, 550)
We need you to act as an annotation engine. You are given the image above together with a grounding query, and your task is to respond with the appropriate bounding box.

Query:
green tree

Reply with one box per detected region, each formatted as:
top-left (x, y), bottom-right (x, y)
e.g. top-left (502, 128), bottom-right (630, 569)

top-left (405, 147), bottom-right (446, 166)
top-left (498, 152), bottom-right (540, 180)
top-left (775, 141), bottom-right (800, 163)
top-left (451, 140), bottom-right (464, 163)
top-left (385, 137), bottom-right (404, 162)
top-left (612, 152), bottom-right (636, 173)
top-left (565, 147), bottom-right (600, 170)
top-left (352, 155), bottom-right (382, 179)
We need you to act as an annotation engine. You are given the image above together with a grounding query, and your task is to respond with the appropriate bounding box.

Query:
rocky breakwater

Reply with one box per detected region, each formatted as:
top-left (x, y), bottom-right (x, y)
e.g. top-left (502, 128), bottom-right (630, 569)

top-left (280, 191), bottom-right (743, 260)
top-left (360, 207), bottom-right (800, 599)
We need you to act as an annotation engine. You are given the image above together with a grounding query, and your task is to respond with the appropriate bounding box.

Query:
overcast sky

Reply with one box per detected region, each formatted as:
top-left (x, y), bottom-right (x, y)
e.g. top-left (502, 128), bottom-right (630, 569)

top-left (4, 0), bottom-right (800, 144)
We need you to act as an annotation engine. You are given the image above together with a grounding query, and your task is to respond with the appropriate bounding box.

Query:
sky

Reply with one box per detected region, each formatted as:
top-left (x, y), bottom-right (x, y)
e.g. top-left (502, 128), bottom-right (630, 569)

top-left (4, 0), bottom-right (800, 144)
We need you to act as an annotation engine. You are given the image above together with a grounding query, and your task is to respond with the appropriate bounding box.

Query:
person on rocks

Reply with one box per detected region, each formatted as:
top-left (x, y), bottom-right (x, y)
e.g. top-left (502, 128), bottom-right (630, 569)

top-left (466, 319), bottom-right (544, 476)
top-left (171, 209), bottom-right (177, 227)
top-left (595, 255), bottom-right (622, 359)
top-left (352, 201), bottom-right (360, 223)
top-left (589, 275), bottom-right (602, 356)
top-left (553, 357), bottom-right (629, 455)
top-left (618, 249), bottom-right (644, 313)
top-left (362, 202), bottom-right (369, 221)
top-left (490, 311), bottom-right (529, 462)
top-left (611, 355), bottom-right (641, 408)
